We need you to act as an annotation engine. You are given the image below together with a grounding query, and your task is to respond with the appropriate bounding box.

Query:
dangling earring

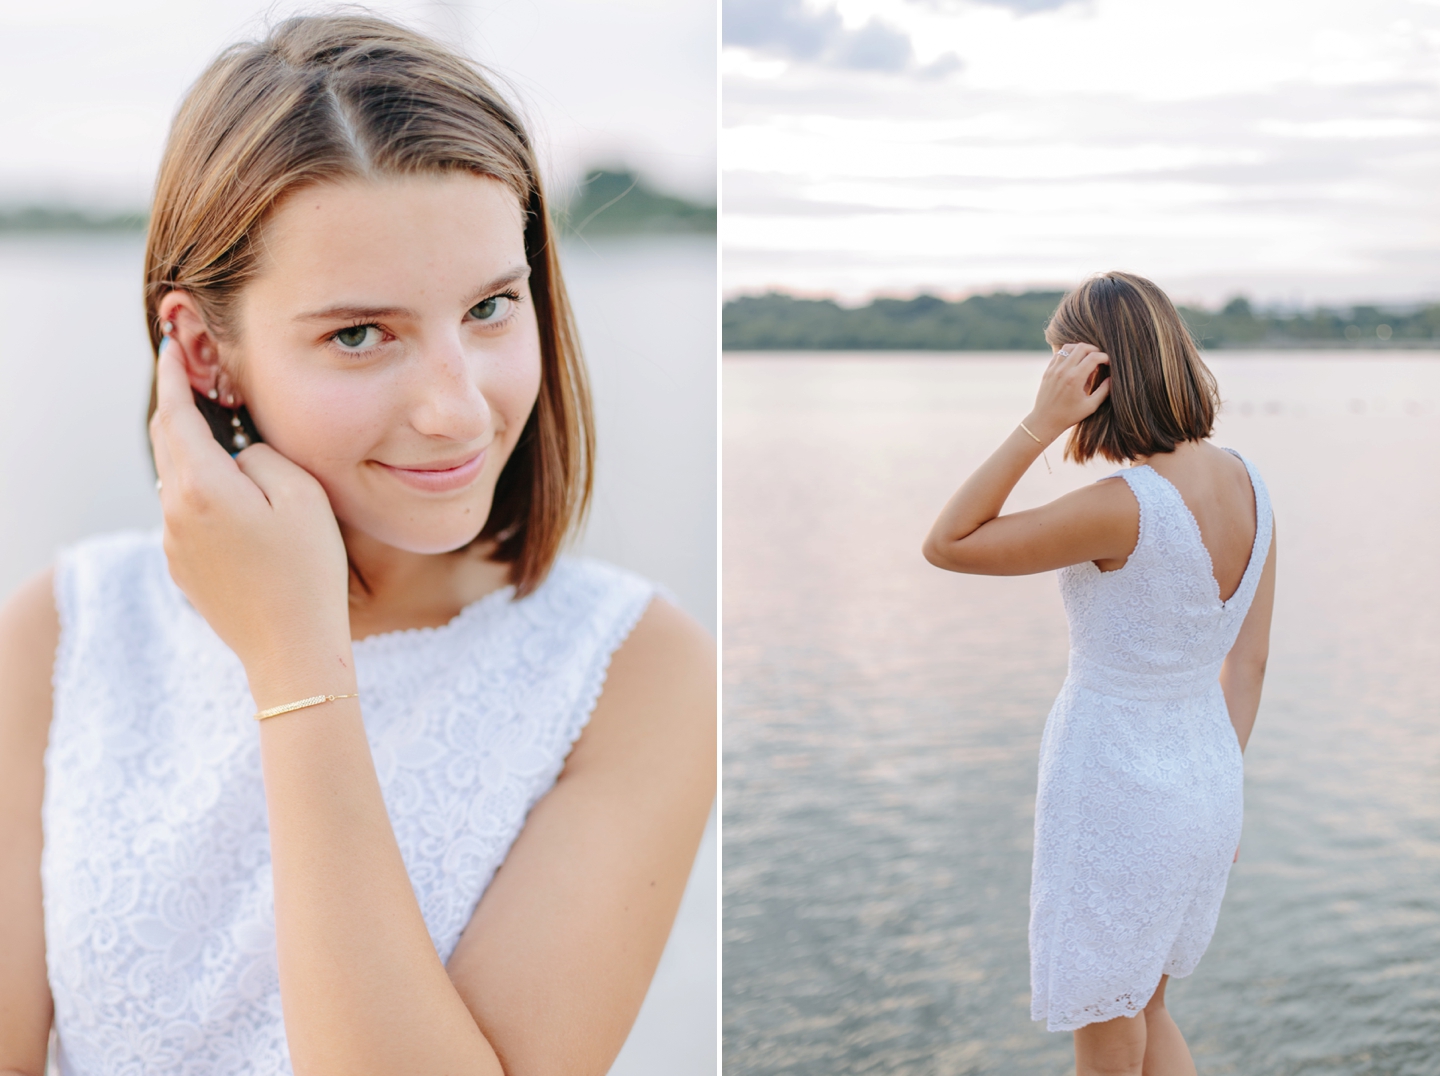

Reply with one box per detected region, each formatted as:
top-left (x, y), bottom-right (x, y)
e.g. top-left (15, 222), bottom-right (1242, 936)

top-left (224, 391), bottom-right (250, 450)
top-left (229, 409), bottom-right (250, 451)
top-left (215, 378), bottom-right (249, 450)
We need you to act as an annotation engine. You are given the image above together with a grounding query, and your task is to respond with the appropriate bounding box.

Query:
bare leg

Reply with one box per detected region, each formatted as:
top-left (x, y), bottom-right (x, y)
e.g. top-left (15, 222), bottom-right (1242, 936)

top-left (1141, 976), bottom-right (1196, 1076)
top-left (1073, 1011), bottom-right (1146, 1076)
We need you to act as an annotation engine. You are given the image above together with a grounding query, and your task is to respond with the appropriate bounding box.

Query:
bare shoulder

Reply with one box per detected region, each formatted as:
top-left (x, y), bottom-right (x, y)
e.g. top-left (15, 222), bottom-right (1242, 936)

top-left (1055, 472), bottom-right (1140, 521)
top-left (0, 566), bottom-right (59, 640)
top-left (1078, 472), bottom-right (1138, 504)
top-left (1202, 440), bottom-right (1254, 487)
top-left (0, 566), bottom-right (60, 742)
top-left (0, 569), bottom-right (58, 1073)
top-left (565, 596), bottom-right (716, 779)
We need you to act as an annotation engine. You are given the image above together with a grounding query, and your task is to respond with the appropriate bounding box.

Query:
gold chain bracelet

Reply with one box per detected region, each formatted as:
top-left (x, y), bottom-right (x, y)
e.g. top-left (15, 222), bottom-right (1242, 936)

top-left (1018, 422), bottom-right (1053, 474)
top-left (254, 693), bottom-right (359, 722)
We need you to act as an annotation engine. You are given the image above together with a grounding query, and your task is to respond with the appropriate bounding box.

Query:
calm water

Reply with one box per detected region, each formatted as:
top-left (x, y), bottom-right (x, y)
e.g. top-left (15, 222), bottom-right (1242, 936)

top-left (0, 233), bottom-right (717, 1076)
top-left (723, 354), bottom-right (1440, 1075)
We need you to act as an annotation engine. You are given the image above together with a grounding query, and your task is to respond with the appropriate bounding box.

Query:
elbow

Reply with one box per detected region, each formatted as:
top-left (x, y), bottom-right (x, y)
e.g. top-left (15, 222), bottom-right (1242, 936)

top-left (922, 535), bottom-right (986, 574)
top-left (921, 535), bottom-right (958, 571)
top-left (921, 536), bottom-right (943, 568)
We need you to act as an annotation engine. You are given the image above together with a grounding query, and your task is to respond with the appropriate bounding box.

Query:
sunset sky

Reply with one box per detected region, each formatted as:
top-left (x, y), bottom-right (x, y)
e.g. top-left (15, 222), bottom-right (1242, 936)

top-left (0, 0), bottom-right (716, 209)
top-left (723, 0), bottom-right (1440, 306)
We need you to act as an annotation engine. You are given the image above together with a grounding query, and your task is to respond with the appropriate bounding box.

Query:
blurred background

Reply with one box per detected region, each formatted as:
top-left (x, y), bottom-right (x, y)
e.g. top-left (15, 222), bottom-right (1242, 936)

top-left (722, 1), bottom-right (1440, 1074)
top-left (0, 2), bottom-right (716, 1073)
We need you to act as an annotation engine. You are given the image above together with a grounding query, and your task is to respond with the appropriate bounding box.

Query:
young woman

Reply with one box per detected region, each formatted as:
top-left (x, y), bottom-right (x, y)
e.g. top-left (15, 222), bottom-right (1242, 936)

top-left (923, 272), bottom-right (1275, 1076)
top-left (0, 15), bottom-right (714, 1076)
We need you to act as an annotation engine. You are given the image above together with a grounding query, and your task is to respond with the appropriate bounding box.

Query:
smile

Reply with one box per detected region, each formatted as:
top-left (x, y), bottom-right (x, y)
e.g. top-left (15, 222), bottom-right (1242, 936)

top-left (374, 449), bottom-right (487, 493)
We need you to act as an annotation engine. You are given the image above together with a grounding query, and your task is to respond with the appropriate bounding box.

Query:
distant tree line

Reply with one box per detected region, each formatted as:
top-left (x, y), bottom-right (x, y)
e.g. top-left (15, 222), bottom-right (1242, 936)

top-left (558, 169), bottom-right (715, 236)
top-left (0, 169), bottom-right (715, 239)
top-left (0, 207), bottom-right (147, 232)
top-left (723, 291), bottom-right (1440, 350)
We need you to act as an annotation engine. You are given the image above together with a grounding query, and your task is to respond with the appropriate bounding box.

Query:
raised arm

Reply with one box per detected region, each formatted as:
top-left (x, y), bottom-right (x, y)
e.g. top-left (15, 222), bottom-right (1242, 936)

top-left (0, 569), bottom-right (60, 1076)
top-left (1220, 525), bottom-right (1277, 752)
top-left (922, 343), bottom-right (1136, 576)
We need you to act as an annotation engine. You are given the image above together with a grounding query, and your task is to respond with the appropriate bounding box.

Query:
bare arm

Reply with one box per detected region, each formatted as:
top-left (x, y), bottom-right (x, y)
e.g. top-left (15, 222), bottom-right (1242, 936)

top-left (923, 343), bottom-right (1136, 575)
top-left (228, 596), bottom-right (713, 1076)
top-left (1220, 525), bottom-right (1276, 752)
top-left (150, 336), bottom-right (715, 1074)
top-left (447, 597), bottom-right (716, 1074)
top-left (255, 598), bottom-right (713, 1076)
top-left (0, 569), bottom-right (60, 1076)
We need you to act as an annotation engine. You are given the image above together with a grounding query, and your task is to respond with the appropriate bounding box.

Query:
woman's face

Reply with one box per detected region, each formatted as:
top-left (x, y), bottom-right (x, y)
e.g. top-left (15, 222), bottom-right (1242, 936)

top-left (225, 173), bottom-right (541, 555)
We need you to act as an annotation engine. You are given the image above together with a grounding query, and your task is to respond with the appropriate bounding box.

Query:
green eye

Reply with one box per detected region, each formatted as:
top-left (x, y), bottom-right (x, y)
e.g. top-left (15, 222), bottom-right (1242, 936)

top-left (469, 294), bottom-right (515, 322)
top-left (335, 324), bottom-right (379, 350)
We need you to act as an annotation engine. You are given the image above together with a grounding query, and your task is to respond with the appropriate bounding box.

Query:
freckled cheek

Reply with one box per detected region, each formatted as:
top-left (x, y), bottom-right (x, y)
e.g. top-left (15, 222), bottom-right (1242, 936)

top-left (481, 331), bottom-right (544, 449)
top-left (247, 368), bottom-right (393, 477)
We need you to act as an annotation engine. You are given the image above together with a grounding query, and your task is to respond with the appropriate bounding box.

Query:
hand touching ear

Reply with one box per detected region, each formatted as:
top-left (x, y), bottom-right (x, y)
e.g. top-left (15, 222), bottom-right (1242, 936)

top-left (150, 338), bottom-right (351, 682)
top-left (155, 291), bottom-right (245, 408)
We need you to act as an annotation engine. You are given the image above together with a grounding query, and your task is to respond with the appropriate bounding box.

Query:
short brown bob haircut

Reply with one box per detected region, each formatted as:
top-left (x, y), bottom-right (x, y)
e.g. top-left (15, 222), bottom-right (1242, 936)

top-left (143, 13), bottom-right (591, 597)
top-left (1045, 272), bottom-right (1219, 465)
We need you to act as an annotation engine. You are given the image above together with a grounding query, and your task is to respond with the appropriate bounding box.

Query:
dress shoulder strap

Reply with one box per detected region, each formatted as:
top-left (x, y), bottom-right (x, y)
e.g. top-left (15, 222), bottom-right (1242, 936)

top-left (1221, 448), bottom-right (1274, 603)
top-left (1104, 464), bottom-right (1169, 562)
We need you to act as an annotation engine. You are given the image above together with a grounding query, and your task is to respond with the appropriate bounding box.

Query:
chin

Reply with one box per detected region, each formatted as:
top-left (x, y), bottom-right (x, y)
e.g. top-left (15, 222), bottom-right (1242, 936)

top-left (342, 498), bottom-right (494, 556)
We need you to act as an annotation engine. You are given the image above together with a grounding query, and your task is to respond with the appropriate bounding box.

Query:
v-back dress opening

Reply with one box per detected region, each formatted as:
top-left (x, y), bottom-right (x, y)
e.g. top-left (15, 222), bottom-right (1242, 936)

top-left (1029, 449), bottom-right (1273, 1032)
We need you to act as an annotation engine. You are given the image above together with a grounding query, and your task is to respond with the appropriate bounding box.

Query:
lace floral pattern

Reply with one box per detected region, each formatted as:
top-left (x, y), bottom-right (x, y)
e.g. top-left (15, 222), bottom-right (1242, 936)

top-left (1029, 451), bottom-right (1273, 1032)
top-left (43, 532), bottom-right (656, 1075)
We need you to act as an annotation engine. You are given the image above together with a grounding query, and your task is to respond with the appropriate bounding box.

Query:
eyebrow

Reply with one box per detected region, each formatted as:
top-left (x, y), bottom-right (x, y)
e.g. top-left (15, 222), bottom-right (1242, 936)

top-left (293, 264), bottom-right (532, 323)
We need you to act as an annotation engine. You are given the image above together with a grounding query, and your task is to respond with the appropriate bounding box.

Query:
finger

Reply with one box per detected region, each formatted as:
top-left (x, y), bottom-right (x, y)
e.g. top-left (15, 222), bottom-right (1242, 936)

top-left (232, 442), bottom-right (323, 507)
top-left (151, 421), bottom-right (175, 516)
top-left (149, 343), bottom-right (183, 499)
top-left (152, 340), bottom-right (235, 489)
top-left (1046, 341), bottom-right (1086, 374)
top-left (1088, 374), bottom-right (1112, 404)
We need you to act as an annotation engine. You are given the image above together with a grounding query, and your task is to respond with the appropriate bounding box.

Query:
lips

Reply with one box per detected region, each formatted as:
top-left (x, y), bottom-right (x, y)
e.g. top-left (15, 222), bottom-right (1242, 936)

top-left (374, 448), bottom-right (487, 493)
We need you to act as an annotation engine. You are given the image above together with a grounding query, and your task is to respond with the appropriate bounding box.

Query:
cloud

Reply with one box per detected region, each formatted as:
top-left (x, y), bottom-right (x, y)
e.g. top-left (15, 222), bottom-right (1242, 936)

top-left (724, 0), bottom-right (842, 61)
top-left (907, 0), bottom-right (1081, 11)
top-left (722, 0), bottom-right (1440, 304)
top-left (970, 0), bottom-right (1079, 11)
top-left (723, 0), bottom-right (959, 76)
top-left (831, 19), bottom-right (913, 72)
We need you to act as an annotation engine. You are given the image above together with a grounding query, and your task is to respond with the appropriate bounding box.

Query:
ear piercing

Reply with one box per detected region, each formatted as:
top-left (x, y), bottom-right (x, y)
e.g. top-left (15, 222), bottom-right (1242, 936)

top-left (219, 386), bottom-right (250, 449)
top-left (230, 411), bottom-right (250, 451)
top-left (170, 325), bottom-right (249, 451)
top-left (206, 376), bottom-right (249, 450)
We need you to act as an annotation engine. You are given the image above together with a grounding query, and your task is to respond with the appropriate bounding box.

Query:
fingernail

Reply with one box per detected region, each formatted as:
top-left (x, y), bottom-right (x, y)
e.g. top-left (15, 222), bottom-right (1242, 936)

top-left (158, 336), bottom-right (170, 356)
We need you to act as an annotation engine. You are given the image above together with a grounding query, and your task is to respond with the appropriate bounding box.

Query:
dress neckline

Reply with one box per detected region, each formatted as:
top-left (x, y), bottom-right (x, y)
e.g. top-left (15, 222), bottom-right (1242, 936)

top-left (351, 581), bottom-right (519, 654)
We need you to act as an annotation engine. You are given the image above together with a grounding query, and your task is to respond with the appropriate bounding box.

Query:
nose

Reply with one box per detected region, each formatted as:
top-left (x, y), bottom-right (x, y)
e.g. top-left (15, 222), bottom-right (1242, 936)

top-left (406, 333), bottom-right (491, 443)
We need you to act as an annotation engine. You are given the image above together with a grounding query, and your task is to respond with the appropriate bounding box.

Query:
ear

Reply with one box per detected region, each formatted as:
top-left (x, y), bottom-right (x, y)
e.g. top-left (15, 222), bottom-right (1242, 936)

top-left (156, 291), bottom-right (244, 406)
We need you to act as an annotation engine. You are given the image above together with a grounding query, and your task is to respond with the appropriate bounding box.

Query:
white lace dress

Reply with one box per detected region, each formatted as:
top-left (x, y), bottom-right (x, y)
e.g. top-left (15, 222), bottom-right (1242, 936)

top-left (42, 530), bottom-right (657, 1076)
top-left (1029, 451), bottom-right (1272, 1032)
